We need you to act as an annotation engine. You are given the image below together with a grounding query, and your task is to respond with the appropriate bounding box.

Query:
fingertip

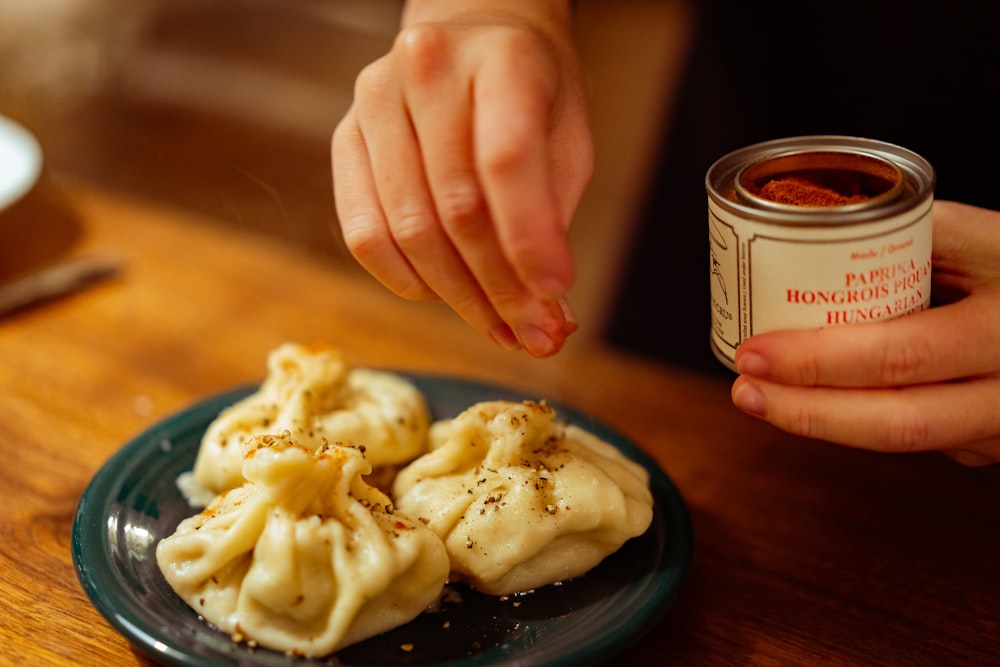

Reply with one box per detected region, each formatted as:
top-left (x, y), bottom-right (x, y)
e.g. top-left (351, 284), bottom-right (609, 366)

top-left (731, 377), bottom-right (767, 418)
top-left (558, 297), bottom-right (578, 333)
top-left (734, 348), bottom-right (771, 378)
top-left (516, 324), bottom-right (561, 357)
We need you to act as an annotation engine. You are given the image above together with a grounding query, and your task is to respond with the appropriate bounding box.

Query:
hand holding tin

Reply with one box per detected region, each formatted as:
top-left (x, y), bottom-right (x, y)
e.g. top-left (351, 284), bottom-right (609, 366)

top-left (731, 201), bottom-right (1000, 465)
top-left (332, 0), bottom-right (591, 357)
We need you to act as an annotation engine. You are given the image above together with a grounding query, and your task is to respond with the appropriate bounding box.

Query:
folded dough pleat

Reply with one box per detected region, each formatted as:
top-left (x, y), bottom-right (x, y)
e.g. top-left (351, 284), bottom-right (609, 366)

top-left (186, 343), bottom-right (430, 501)
top-left (393, 400), bottom-right (653, 596)
top-left (157, 433), bottom-right (449, 657)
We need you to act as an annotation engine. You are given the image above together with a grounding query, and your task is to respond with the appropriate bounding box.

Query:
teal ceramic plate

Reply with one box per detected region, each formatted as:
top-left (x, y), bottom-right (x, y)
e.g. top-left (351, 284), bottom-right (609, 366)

top-left (72, 374), bottom-right (692, 666)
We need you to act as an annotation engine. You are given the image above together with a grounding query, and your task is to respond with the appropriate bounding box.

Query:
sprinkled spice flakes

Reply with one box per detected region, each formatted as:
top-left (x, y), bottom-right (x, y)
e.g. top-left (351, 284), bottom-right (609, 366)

top-left (157, 430), bottom-right (450, 659)
top-left (185, 342), bottom-right (432, 502)
top-left (162, 345), bottom-right (654, 661)
top-left (392, 399), bottom-right (653, 597)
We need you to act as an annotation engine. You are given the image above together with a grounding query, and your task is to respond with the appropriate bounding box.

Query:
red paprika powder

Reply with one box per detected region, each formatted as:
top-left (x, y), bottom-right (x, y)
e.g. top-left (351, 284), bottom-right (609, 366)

top-left (738, 151), bottom-right (903, 207)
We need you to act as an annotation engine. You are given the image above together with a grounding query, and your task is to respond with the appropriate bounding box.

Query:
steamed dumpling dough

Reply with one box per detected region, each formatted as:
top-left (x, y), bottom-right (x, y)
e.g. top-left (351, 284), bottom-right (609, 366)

top-left (392, 400), bottom-right (653, 596)
top-left (157, 433), bottom-right (449, 657)
top-left (189, 343), bottom-right (429, 499)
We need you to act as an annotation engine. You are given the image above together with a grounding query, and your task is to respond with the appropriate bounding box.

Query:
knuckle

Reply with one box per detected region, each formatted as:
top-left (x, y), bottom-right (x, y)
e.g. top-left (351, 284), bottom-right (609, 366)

top-left (877, 335), bottom-right (935, 385)
top-left (340, 215), bottom-right (436, 303)
top-left (788, 402), bottom-right (827, 442)
top-left (340, 213), bottom-right (386, 261)
top-left (387, 207), bottom-right (437, 250)
top-left (479, 135), bottom-right (531, 177)
top-left (396, 24), bottom-right (450, 82)
top-left (435, 183), bottom-right (484, 231)
top-left (799, 351), bottom-right (823, 386)
top-left (882, 405), bottom-right (932, 452)
top-left (353, 58), bottom-right (393, 104)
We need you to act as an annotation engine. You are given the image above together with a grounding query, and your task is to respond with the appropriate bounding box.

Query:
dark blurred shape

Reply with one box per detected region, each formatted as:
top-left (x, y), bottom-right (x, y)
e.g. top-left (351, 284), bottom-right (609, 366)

top-left (5, 0), bottom-right (399, 269)
top-left (607, 0), bottom-right (1000, 373)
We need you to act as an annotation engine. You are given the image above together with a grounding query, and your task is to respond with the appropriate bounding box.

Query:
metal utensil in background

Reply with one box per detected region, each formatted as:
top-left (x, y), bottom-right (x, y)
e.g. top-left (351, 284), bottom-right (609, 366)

top-left (0, 253), bottom-right (123, 317)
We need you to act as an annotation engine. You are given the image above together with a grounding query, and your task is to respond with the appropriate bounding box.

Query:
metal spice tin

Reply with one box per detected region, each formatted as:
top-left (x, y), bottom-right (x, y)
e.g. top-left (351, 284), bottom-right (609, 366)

top-left (706, 135), bottom-right (935, 371)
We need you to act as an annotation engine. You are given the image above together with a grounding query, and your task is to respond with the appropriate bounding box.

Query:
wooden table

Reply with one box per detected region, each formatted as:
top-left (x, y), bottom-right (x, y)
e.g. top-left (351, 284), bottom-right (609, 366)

top-left (1, 176), bottom-right (998, 667)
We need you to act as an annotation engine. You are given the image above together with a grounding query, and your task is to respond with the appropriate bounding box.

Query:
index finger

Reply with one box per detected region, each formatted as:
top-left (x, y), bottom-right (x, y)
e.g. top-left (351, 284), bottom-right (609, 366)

top-left (734, 284), bottom-right (1000, 387)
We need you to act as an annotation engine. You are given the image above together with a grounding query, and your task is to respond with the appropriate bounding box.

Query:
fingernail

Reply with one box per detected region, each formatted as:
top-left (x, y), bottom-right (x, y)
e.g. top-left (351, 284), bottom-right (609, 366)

top-left (558, 297), bottom-right (578, 334)
top-left (517, 324), bottom-right (557, 357)
top-left (735, 350), bottom-right (770, 378)
top-left (489, 324), bottom-right (522, 351)
top-left (731, 379), bottom-right (767, 417)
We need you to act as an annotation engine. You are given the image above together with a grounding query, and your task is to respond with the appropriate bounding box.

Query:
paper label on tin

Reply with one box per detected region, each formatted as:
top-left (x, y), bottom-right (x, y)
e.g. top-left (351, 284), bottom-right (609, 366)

top-left (709, 199), bottom-right (933, 366)
top-left (709, 215), bottom-right (741, 351)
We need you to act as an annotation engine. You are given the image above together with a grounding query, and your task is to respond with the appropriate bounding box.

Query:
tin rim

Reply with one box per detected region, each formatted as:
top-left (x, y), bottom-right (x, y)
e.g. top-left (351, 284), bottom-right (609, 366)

top-left (734, 149), bottom-right (905, 211)
top-left (706, 135), bottom-right (935, 226)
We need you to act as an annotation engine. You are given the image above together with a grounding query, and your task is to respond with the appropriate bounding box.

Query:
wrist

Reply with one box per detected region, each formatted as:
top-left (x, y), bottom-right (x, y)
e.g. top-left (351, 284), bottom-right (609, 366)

top-left (402, 0), bottom-right (574, 30)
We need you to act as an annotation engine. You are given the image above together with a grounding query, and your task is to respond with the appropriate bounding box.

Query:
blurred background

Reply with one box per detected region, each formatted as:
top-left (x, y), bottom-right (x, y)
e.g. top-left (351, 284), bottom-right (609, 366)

top-left (0, 0), bottom-right (695, 362)
top-left (3, 0), bottom-right (997, 374)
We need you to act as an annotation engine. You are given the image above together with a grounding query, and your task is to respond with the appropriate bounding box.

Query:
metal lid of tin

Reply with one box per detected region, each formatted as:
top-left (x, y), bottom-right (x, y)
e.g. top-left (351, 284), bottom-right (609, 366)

top-left (707, 136), bottom-right (936, 226)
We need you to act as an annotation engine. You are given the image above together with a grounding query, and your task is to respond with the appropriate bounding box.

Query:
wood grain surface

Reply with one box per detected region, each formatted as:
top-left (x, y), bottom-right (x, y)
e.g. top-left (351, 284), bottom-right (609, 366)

top-left (0, 178), bottom-right (997, 667)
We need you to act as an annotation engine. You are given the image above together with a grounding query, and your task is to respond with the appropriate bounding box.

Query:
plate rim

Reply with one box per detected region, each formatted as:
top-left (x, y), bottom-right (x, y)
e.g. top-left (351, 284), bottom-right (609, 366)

top-left (72, 372), bottom-right (693, 667)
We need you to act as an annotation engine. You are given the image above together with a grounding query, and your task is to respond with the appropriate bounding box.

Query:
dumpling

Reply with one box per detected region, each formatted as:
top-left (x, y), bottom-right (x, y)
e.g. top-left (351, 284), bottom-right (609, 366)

top-left (392, 400), bottom-right (653, 596)
top-left (156, 433), bottom-right (449, 657)
top-left (186, 342), bottom-right (430, 501)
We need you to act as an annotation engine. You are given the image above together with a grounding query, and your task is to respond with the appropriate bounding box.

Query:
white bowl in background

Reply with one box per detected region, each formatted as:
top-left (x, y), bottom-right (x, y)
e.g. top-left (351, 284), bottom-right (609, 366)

top-left (0, 114), bottom-right (42, 211)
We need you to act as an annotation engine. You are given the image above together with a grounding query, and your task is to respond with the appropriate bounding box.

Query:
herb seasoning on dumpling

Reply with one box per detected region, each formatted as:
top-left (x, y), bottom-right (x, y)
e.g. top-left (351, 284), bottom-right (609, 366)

top-left (392, 400), bottom-right (653, 596)
top-left (156, 433), bottom-right (449, 657)
top-left (183, 342), bottom-right (430, 503)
